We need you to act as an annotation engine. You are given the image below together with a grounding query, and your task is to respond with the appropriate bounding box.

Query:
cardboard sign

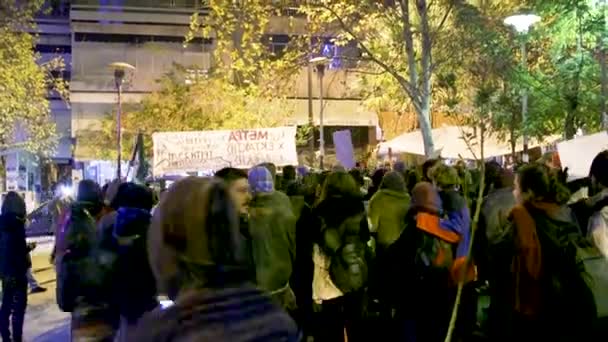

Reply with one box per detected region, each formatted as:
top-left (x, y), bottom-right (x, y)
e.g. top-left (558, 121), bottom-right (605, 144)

top-left (153, 127), bottom-right (298, 176)
top-left (557, 131), bottom-right (608, 180)
top-left (332, 130), bottom-right (356, 170)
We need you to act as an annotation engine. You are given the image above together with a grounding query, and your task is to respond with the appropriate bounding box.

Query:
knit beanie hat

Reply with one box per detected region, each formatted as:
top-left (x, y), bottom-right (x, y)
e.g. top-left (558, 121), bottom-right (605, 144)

top-left (411, 181), bottom-right (442, 213)
top-left (430, 164), bottom-right (460, 189)
top-left (380, 171), bottom-right (407, 193)
top-left (248, 166), bottom-right (274, 194)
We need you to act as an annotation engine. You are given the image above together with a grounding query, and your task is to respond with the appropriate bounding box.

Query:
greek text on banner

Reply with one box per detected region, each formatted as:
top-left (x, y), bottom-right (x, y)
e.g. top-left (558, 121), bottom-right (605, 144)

top-left (152, 126), bottom-right (298, 176)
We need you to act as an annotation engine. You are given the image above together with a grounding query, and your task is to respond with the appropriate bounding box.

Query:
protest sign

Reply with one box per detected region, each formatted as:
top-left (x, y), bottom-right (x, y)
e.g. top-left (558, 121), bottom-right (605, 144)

top-left (153, 126), bottom-right (298, 176)
top-left (557, 131), bottom-right (608, 180)
top-left (332, 130), bottom-right (356, 169)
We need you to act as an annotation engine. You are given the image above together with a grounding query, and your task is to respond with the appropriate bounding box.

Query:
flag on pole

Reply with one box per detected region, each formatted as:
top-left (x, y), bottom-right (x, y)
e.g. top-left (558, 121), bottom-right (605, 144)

top-left (128, 132), bottom-right (148, 184)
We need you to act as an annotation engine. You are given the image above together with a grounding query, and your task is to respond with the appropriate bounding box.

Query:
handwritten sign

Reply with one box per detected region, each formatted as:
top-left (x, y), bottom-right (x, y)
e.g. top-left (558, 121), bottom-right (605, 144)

top-left (332, 130), bottom-right (356, 169)
top-left (153, 127), bottom-right (298, 176)
top-left (557, 131), bottom-right (608, 181)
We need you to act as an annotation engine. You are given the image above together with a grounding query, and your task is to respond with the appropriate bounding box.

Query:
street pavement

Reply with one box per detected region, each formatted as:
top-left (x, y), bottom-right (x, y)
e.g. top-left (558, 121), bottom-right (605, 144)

top-left (24, 238), bottom-right (71, 341)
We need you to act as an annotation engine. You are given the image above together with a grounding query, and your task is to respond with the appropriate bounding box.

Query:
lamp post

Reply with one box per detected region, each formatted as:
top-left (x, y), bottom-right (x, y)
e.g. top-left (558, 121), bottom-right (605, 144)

top-left (504, 13), bottom-right (541, 163)
top-left (109, 62), bottom-right (135, 181)
top-left (310, 56), bottom-right (329, 170)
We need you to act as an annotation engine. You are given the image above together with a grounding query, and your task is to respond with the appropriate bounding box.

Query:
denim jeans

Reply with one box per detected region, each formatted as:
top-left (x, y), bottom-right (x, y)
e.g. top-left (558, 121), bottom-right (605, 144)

top-left (0, 276), bottom-right (28, 342)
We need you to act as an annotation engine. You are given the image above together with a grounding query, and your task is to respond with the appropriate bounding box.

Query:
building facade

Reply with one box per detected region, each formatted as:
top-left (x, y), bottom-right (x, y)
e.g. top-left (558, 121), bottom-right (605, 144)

top-left (39, 0), bottom-right (378, 181)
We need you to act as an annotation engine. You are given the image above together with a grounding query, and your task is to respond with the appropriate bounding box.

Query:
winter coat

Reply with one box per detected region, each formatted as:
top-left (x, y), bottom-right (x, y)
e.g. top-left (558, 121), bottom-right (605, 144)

top-left (130, 286), bottom-right (300, 342)
top-left (248, 191), bottom-right (296, 293)
top-left (0, 213), bottom-right (30, 279)
top-left (368, 189), bottom-right (410, 249)
top-left (587, 189), bottom-right (608, 258)
top-left (102, 207), bottom-right (158, 323)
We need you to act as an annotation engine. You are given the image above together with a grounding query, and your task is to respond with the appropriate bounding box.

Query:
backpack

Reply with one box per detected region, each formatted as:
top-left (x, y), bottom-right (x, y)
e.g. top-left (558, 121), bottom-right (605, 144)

top-left (533, 212), bottom-right (608, 334)
top-left (321, 213), bottom-right (369, 294)
top-left (56, 203), bottom-right (108, 312)
top-left (414, 212), bottom-right (474, 286)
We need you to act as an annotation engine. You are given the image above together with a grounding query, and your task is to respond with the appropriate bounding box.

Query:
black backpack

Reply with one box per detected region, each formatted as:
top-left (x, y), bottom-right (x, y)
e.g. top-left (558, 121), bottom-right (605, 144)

top-left (321, 213), bottom-right (369, 294)
top-left (534, 211), bottom-right (608, 334)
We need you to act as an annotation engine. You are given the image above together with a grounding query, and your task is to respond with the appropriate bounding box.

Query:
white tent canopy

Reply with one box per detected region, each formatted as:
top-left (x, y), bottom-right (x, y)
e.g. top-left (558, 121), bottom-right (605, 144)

top-left (378, 126), bottom-right (559, 160)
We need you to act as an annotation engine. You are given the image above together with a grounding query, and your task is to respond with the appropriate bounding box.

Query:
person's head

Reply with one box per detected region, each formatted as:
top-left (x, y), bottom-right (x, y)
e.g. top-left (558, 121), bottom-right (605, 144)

top-left (148, 177), bottom-right (250, 299)
top-left (430, 163), bottom-right (460, 190)
top-left (349, 169), bottom-right (365, 188)
top-left (257, 162), bottom-right (277, 181)
top-left (282, 165), bottom-right (296, 181)
top-left (411, 182), bottom-right (441, 214)
top-left (484, 161), bottom-right (504, 193)
top-left (371, 168), bottom-right (387, 188)
top-left (77, 180), bottom-right (102, 204)
top-left (513, 163), bottom-right (570, 205)
top-left (215, 167), bottom-right (251, 214)
top-left (589, 150), bottom-right (608, 195)
top-left (1, 192), bottom-right (26, 218)
top-left (380, 171), bottom-right (406, 193)
top-left (248, 166), bottom-right (274, 196)
top-left (318, 171), bottom-right (360, 202)
top-left (422, 159), bottom-right (441, 182)
top-left (111, 182), bottom-right (155, 211)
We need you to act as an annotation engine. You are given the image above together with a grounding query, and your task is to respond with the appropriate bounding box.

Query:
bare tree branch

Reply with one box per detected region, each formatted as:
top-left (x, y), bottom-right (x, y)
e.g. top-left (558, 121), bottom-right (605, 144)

top-left (320, 2), bottom-right (419, 105)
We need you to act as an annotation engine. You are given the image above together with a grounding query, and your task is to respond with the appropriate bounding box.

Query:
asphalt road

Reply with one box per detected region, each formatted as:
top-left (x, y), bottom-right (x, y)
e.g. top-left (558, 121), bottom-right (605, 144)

top-left (24, 238), bottom-right (71, 341)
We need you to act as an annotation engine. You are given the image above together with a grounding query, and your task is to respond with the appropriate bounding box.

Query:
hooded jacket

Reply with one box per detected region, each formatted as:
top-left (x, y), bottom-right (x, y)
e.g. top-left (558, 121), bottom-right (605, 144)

top-left (130, 286), bottom-right (300, 342)
top-left (0, 213), bottom-right (29, 279)
top-left (248, 191), bottom-right (296, 293)
top-left (368, 172), bottom-right (411, 248)
top-left (110, 207), bottom-right (158, 323)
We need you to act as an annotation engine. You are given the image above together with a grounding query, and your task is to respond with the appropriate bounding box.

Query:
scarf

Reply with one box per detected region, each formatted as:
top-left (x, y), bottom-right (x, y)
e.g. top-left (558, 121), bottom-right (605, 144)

top-left (510, 201), bottom-right (561, 317)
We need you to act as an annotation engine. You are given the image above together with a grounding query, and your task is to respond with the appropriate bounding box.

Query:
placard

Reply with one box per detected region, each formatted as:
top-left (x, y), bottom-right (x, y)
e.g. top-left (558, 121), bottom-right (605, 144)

top-left (332, 130), bottom-right (356, 170)
top-left (153, 127), bottom-right (298, 176)
top-left (557, 131), bottom-right (608, 180)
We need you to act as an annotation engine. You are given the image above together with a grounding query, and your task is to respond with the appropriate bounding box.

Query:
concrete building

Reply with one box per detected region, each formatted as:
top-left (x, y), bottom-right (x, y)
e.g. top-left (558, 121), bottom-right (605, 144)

top-left (40, 0), bottom-right (378, 181)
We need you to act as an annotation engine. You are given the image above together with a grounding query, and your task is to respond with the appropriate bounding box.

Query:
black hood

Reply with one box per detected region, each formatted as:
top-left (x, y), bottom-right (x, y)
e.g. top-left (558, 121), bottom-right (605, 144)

top-left (315, 194), bottom-right (365, 228)
top-left (114, 207), bottom-right (151, 239)
top-left (0, 213), bottom-right (25, 232)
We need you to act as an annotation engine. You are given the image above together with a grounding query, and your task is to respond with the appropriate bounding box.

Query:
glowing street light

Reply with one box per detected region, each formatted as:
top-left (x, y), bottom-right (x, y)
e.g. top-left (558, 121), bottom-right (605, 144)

top-left (108, 62), bottom-right (135, 180)
top-left (503, 14), bottom-right (541, 33)
top-left (504, 13), bottom-right (541, 163)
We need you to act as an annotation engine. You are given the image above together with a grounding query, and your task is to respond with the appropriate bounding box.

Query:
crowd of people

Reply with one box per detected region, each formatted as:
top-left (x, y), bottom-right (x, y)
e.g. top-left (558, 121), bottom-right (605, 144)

top-left (0, 150), bottom-right (607, 342)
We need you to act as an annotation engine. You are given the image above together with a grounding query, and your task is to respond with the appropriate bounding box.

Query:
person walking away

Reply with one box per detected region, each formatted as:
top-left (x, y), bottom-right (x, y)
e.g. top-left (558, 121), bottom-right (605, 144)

top-left (587, 150), bottom-right (608, 257)
top-left (101, 183), bottom-right (158, 341)
top-left (55, 180), bottom-right (118, 341)
top-left (247, 166), bottom-right (297, 311)
top-left (312, 171), bottom-right (371, 342)
top-left (367, 171), bottom-right (410, 329)
top-left (131, 177), bottom-right (300, 341)
top-left (0, 192), bottom-right (30, 342)
top-left (491, 163), bottom-right (581, 341)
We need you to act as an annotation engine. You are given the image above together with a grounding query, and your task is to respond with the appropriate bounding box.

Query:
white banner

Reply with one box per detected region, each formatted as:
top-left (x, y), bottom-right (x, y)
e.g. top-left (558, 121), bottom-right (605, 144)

top-left (557, 131), bottom-right (608, 181)
top-left (153, 126), bottom-right (298, 176)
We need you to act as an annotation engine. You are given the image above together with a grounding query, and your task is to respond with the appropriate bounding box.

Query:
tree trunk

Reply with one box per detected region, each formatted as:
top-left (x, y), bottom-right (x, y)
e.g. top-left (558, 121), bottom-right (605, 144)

top-left (416, 95), bottom-right (435, 157)
top-left (0, 156), bottom-right (5, 192)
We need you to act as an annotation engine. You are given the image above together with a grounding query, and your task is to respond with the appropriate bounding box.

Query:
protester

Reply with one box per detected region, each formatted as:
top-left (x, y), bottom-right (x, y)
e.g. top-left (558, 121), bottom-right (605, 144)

top-left (132, 177), bottom-right (299, 341)
top-left (56, 180), bottom-right (118, 341)
top-left (587, 150), bottom-right (608, 257)
top-left (103, 183), bottom-right (158, 341)
top-left (0, 192), bottom-right (30, 342)
top-left (368, 171), bottom-right (411, 250)
top-left (312, 171), bottom-right (370, 342)
top-left (492, 163), bottom-right (580, 341)
top-left (247, 166), bottom-right (297, 311)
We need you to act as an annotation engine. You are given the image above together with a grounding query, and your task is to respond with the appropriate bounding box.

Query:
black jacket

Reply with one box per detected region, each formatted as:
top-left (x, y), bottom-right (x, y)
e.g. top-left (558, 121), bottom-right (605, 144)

top-left (0, 213), bottom-right (30, 279)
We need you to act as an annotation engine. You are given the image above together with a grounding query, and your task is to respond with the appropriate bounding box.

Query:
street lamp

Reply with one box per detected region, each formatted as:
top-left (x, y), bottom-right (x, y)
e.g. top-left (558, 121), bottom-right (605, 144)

top-left (109, 62), bottom-right (135, 180)
top-left (310, 56), bottom-right (330, 170)
top-left (504, 13), bottom-right (541, 163)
